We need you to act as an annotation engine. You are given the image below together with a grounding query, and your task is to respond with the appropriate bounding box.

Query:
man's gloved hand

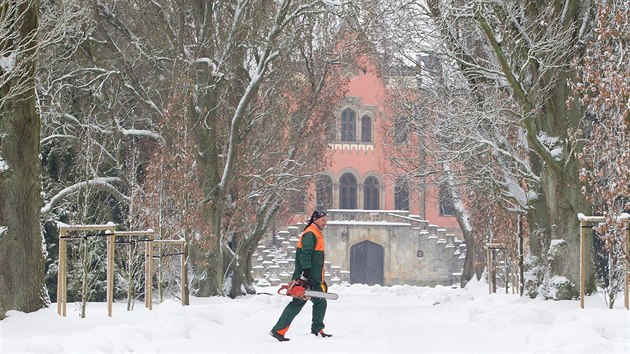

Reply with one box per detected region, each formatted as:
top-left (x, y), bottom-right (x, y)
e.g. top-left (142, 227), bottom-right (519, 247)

top-left (299, 268), bottom-right (310, 282)
top-left (295, 268), bottom-right (310, 288)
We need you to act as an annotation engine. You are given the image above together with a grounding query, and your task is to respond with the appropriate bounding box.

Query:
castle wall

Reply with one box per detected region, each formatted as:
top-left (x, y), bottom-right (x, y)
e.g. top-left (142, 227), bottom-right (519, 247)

top-left (320, 210), bottom-right (463, 287)
top-left (253, 210), bottom-right (464, 288)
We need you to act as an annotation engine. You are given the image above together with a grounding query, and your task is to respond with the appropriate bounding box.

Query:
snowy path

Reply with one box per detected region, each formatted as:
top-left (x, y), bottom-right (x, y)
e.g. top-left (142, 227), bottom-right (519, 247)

top-left (1, 281), bottom-right (628, 353)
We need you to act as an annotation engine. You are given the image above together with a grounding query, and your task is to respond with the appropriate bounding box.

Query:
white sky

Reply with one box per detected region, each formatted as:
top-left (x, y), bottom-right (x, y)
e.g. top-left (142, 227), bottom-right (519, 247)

top-left (1, 279), bottom-right (628, 353)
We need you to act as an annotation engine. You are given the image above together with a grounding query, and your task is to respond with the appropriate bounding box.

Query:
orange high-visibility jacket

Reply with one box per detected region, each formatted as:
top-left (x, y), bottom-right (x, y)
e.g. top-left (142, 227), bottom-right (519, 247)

top-left (292, 223), bottom-right (325, 283)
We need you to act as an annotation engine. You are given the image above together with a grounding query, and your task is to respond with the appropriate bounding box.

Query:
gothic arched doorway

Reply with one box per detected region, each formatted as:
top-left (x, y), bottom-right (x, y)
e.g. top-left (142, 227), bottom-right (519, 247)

top-left (350, 240), bottom-right (384, 285)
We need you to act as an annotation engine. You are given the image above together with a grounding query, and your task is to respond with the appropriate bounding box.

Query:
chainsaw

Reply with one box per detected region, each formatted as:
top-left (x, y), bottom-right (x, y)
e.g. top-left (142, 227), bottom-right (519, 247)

top-left (277, 279), bottom-right (339, 300)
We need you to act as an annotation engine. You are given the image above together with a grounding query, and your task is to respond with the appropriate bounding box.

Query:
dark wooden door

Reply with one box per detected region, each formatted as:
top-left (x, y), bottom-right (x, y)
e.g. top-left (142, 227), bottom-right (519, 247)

top-left (350, 240), bottom-right (384, 285)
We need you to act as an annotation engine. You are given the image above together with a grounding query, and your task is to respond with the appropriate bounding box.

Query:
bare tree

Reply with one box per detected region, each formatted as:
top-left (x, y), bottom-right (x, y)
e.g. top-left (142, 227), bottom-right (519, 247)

top-left (37, 0), bottom-right (177, 304)
top-left (572, 0), bottom-right (629, 308)
top-left (380, 73), bottom-right (531, 291)
top-left (37, 0), bottom-right (354, 298)
top-left (342, 0), bottom-right (532, 291)
top-left (359, 0), bottom-right (596, 299)
top-left (133, 75), bottom-right (212, 300)
top-left (219, 25), bottom-right (355, 297)
top-left (177, 0), bottom-right (353, 296)
top-left (432, 0), bottom-right (598, 299)
top-left (0, 0), bottom-right (47, 319)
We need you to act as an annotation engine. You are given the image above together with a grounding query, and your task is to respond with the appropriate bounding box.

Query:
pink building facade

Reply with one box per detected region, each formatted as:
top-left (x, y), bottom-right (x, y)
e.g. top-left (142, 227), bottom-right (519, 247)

top-left (297, 59), bottom-right (460, 235)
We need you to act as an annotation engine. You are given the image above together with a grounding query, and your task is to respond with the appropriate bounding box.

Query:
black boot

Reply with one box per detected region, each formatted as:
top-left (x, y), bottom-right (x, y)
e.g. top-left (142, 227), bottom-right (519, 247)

top-left (270, 330), bottom-right (290, 342)
top-left (312, 329), bottom-right (332, 338)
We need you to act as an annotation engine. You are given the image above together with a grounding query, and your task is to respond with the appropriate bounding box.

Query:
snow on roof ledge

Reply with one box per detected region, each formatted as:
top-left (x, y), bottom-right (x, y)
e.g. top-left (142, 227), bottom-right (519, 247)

top-left (327, 221), bottom-right (411, 226)
top-left (327, 209), bottom-right (410, 213)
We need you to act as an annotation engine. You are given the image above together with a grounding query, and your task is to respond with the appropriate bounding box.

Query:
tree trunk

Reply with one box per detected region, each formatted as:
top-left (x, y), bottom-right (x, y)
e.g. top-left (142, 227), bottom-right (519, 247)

top-left (460, 234), bottom-right (485, 286)
top-left (474, 3), bottom-right (594, 300)
top-left (224, 243), bottom-right (245, 299)
top-left (225, 229), bottom-right (265, 299)
top-left (525, 79), bottom-right (595, 299)
top-left (526, 155), bottom-right (595, 299)
top-left (443, 163), bottom-right (484, 285)
top-left (191, 220), bottom-right (224, 297)
top-left (188, 56), bottom-right (225, 296)
top-left (0, 0), bottom-right (46, 319)
top-left (518, 214), bottom-right (525, 296)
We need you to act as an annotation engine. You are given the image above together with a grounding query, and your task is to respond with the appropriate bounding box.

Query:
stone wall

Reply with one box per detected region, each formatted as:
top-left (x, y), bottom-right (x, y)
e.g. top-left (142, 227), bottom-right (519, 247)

top-left (252, 210), bottom-right (465, 288)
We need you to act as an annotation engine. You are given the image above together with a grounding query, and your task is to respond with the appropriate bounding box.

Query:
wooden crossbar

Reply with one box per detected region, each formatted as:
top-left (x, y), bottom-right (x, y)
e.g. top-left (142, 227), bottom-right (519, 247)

top-left (57, 223), bottom-right (189, 317)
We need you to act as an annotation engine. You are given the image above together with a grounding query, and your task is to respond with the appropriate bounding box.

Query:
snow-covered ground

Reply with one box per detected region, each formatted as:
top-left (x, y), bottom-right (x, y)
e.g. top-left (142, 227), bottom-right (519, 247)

top-left (1, 279), bottom-right (628, 353)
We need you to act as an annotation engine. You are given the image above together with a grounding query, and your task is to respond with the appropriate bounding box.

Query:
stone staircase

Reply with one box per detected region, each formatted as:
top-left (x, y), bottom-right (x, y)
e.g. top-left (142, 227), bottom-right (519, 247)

top-left (251, 226), bottom-right (350, 288)
top-left (253, 211), bottom-right (467, 288)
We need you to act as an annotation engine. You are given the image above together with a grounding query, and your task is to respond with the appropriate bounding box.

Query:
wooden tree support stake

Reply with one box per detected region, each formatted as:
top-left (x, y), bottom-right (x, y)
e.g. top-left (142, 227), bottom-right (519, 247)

top-left (57, 223), bottom-right (117, 317)
top-left (57, 225), bottom-right (160, 317)
top-left (145, 239), bottom-right (189, 310)
top-left (577, 213), bottom-right (630, 310)
top-left (485, 243), bottom-right (505, 294)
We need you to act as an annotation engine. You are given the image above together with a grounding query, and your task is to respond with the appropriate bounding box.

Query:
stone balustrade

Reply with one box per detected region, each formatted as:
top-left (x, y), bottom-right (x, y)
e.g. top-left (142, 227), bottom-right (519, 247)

top-left (251, 231), bottom-right (350, 289)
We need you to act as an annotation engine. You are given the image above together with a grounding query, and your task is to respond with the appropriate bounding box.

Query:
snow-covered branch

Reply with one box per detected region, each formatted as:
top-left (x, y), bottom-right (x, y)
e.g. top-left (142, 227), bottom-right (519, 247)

top-left (41, 177), bottom-right (130, 215)
top-left (218, 0), bottom-right (328, 192)
top-left (120, 129), bottom-right (164, 143)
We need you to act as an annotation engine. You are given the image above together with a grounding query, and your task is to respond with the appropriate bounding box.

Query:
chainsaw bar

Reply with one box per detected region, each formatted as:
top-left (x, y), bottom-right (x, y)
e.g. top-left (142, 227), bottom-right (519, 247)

top-left (304, 289), bottom-right (339, 300)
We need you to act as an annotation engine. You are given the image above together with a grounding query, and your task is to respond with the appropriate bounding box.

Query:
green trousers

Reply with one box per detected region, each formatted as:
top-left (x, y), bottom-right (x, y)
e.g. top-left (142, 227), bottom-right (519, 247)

top-left (272, 294), bottom-right (327, 334)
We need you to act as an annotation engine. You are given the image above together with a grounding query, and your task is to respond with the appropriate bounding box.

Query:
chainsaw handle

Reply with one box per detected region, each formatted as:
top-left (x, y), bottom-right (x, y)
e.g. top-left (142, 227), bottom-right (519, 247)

top-left (277, 280), bottom-right (309, 300)
top-left (277, 284), bottom-right (290, 296)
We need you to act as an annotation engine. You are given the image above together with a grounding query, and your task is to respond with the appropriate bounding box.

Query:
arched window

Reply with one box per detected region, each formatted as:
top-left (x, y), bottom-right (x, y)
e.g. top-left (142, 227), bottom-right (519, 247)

top-left (341, 108), bottom-right (356, 142)
top-left (339, 173), bottom-right (357, 209)
top-left (394, 178), bottom-right (409, 211)
top-left (316, 176), bottom-right (333, 210)
top-left (363, 176), bottom-right (379, 210)
top-left (439, 184), bottom-right (455, 216)
top-left (361, 115), bottom-right (372, 142)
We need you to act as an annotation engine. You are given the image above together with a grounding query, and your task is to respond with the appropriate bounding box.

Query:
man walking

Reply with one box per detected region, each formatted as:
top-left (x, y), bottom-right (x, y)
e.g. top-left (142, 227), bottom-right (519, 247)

top-left (270, 210), bottom-right (332, 341)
